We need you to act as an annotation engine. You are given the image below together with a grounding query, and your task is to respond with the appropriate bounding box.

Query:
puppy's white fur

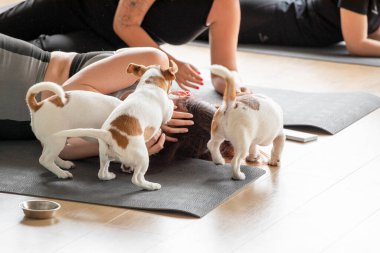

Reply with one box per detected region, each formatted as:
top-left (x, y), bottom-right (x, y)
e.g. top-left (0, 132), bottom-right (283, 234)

top-left (26, 82), bottom-right (122, 178)
top-left (56, 62), bottom-right (177, 190)
top-left (207, 65), bottom-right (285, 180)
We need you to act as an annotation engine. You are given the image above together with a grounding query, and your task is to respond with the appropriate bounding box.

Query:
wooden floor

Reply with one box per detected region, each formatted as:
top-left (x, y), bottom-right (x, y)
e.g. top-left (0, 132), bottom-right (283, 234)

top-left (2, 1), bottom-right (380, 252)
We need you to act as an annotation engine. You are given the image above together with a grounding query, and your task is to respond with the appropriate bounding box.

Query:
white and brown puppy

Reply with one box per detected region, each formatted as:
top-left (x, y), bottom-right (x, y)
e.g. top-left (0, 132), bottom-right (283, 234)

top-left (207, 65), bottom-right (285, 180)
top-left (56, 62), bottom-right (177, 190)
top-left (26, 82), bottom-right (122, 178)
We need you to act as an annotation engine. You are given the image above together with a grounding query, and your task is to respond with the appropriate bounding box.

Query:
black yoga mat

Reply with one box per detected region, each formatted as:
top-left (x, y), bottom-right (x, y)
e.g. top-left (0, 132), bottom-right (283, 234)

top-left (0, 3), bottom-right (17, 13)
top-left (190, 81), bottom-right (380, 135)
top-left (238, 43), bottom-right (380, 67)
top-left (0, 141), bottom-right (265, 218)
top-left (192, 42), bottom-right (380, 67)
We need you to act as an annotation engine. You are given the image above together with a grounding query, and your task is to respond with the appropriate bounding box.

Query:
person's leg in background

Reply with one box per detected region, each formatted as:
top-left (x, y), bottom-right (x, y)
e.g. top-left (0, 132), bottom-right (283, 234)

top-left (0, 0), bottom-right (120, 52)
top-left (0, 0), bottom-right (84, 42)
top-left (0, 33), bottom-right (52, 139)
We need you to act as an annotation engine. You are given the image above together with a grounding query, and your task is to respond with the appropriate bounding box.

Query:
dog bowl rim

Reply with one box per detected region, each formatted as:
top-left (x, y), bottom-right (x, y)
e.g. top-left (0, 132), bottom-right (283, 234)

top-left (19, 200), bottom-right (61, 212)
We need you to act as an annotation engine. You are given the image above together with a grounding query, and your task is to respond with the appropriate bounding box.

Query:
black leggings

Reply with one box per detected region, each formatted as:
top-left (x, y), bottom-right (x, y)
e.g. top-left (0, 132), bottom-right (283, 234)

top-left (197, 0), bottom-right (341, 47)
top-left (0, 0), bottom-right (125, 52)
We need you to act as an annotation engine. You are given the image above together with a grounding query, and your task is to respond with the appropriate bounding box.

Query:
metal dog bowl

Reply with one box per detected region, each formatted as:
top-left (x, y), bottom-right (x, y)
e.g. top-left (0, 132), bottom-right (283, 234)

top-left (20, 200), bottom-right (61, 219)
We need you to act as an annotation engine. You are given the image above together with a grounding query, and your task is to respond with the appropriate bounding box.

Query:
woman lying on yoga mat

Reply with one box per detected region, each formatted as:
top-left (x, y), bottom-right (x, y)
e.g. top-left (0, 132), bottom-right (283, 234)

top-left (237, 0), bottom-right (380, 56)
top-left (0, 0), bottom-right (242, 94)
top-left (0, 33), bottom-right (223, 161)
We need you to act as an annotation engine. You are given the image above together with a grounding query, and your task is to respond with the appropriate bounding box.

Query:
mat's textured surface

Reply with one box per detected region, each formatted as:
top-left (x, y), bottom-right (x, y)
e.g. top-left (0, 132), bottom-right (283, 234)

top-left (191, 82), bottom-right (380, 134)
top-left (238, 43), bottom-right (380, 67)
top-left (192, 41), bottom-right (380, 67)
top-left (0, 141), bottom-right (265, 217)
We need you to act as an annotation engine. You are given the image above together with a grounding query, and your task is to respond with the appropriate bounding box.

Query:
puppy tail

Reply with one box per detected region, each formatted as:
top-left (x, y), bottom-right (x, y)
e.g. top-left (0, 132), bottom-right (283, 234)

top-left (55, 129), bottom-right (111, 144)
top-left (26, 81), bottom-right (67, 112)
top-left (210, 65), bottom-right (236, 109)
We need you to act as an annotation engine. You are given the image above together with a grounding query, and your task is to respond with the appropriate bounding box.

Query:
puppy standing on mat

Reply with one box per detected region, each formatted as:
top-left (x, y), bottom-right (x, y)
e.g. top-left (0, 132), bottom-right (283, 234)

top-left (208, 65), bottom-right (285, 180)
top-left (57, 62), bottom-right (177, 190)
top-left (26, 82), bottom-right (122, 178)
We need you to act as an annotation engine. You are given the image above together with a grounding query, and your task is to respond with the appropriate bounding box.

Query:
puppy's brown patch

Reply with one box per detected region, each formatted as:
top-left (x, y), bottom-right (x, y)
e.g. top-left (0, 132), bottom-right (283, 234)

top-left (27, 93), bottom-right (42, 112)
top-left (211, 109), bottom-right (223, 134)
top-left (161, 69), bottom-right (176, 81)
top-left (110, 129), bottom-right (129, 149)
top-left (237, 95), bottom-right (260, 111)
top-left (127, 63), bottom-right (147, 77)
top-left (144, 127), bottom-right (156, 141)
top-left (145, 76), bottom-right (168, 92)
top-left (49, 93), bottom-right (69, 108)
top-left (111, 115), bottom-right (143, 136)
top-left (161, 60), bottom-right (178, 82)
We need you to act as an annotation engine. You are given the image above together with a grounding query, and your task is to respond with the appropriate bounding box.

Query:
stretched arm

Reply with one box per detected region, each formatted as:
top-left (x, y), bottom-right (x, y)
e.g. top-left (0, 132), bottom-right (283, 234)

top-left (60, 132), bottom-right (166, 160)
top-left (340, 8), bottom-right (380, 56)
top-left (113, 0), bottom-right (202, 90)
top-left (62, 47), bottom-right (169, 94)
top-left (208, 0), bottom-right (241, 95)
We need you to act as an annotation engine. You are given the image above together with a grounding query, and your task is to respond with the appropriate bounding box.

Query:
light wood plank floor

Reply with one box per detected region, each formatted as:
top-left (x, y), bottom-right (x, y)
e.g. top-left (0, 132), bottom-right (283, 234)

top-left (1, 1), bottom-right (380, 252)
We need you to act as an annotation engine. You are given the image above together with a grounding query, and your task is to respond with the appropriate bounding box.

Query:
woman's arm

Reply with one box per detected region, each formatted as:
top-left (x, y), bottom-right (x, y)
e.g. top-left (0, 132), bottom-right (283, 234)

top-left (340, 8), bottom-right (380, 56)
top-left (60, 131), bottom-right (166, 160)
top-left (207, 0), bottom-right (241, 94)
top-left (62, 47), bottom-right (169, 94)
top-left (113, 0), bottom-right (202, 90)
top-left (113, 0), bottom-right (157, 48)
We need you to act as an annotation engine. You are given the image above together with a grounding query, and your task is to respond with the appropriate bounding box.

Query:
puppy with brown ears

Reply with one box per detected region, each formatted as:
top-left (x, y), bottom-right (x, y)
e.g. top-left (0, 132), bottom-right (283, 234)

top-left (57, 61), bottom-right (177, 190)
top-left (207, 65), bottom-right (285, 180)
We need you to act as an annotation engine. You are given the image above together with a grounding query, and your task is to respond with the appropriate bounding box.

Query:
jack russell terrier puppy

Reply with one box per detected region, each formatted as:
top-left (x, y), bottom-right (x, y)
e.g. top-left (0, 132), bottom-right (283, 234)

top-left (56, 62), bottom-right (177, 190)
top-left (26, 82), bottom-right (122, 178)
top-left (207, 65), bottom-right (285, 180)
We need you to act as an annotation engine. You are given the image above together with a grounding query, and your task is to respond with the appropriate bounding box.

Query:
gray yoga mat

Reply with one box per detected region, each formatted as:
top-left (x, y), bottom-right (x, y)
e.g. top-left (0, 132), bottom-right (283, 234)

top-left (190, 82), bottom-right (380, 134)
top-left (0, 141), bottom-right (265, 218)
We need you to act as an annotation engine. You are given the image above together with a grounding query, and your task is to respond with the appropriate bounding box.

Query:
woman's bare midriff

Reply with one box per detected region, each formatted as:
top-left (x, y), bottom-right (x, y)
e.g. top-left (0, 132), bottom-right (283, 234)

top-left (43, 51), bottom-right (77, 84)
top-left (42, 51), bottom-right (77, 99)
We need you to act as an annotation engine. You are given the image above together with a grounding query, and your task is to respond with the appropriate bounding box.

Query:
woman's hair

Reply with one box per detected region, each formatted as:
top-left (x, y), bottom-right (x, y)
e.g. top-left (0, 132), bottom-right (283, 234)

top-left (156, 97), bottom-right (234, 163)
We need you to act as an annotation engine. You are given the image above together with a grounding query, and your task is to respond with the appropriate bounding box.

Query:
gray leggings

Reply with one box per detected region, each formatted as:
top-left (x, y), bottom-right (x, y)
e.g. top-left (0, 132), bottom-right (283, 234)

top-left (0, 33), bottom-right (114, 139)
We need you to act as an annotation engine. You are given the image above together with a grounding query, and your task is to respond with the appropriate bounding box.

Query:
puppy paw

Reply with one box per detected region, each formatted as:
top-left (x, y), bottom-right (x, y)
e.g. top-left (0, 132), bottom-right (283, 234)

top-left (268, 158), bottom-right (281, 167)
top-left (212, 156), bottom-right (225, 165)
top-left (99, 172), bottom-right (116, 181)
top-left (57, 170), bottom-right (73, 179)
top-left (142, 182), bottom-right (161, 191)
top-left (232, 171), bottom-right (246, 180)
top-left (60, 161), bottom-right (75, 170)
top-left (246, 154), bottom-right (260, 163)
top-left (121, 165), bottom-right (134, 174)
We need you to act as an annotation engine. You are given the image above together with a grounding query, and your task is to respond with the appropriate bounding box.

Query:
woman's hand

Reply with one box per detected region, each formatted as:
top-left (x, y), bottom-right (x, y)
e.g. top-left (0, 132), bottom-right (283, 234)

top-left (161, 109), bottom-right (194, 142)
top-left (173, 59), bottom-right (204, 91)
top-left (146, 130), bottom-right (166, 156)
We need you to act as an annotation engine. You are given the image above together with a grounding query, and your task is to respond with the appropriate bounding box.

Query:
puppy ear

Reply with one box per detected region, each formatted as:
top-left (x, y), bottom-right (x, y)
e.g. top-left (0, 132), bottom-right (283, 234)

top-left (127, 63), bottom-right (147, 77)
top-left (162, 60), bottom-right (178, 81)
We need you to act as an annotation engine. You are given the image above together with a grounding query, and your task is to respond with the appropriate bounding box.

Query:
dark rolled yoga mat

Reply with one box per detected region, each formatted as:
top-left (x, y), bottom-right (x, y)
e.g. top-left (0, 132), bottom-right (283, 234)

top-left (0, 141), bottom-right (265, 217)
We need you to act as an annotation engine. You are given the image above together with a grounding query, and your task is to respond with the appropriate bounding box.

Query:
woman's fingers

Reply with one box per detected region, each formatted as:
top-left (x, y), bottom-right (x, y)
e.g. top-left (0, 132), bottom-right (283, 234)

top-left (146, 129), bottom-right (161, 147)
top-left (166, 118), bottom-right (194, 127)
top-left (188, 64), bottom-right (203, 83)
top-left (161, 124), bottom-right (189, 134)
top-left (175, 61), bottom-right (204, 89)
top-left (177, 81), bottom-right (190, 91)
top-left (182, 80), bottom-right (201, 90)
top-left (164, 135), bottom-right (178, 142)
top-left (147, 133), bottom-right (166, 156)
top-left (171, 111), bottom-right (193, 119)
